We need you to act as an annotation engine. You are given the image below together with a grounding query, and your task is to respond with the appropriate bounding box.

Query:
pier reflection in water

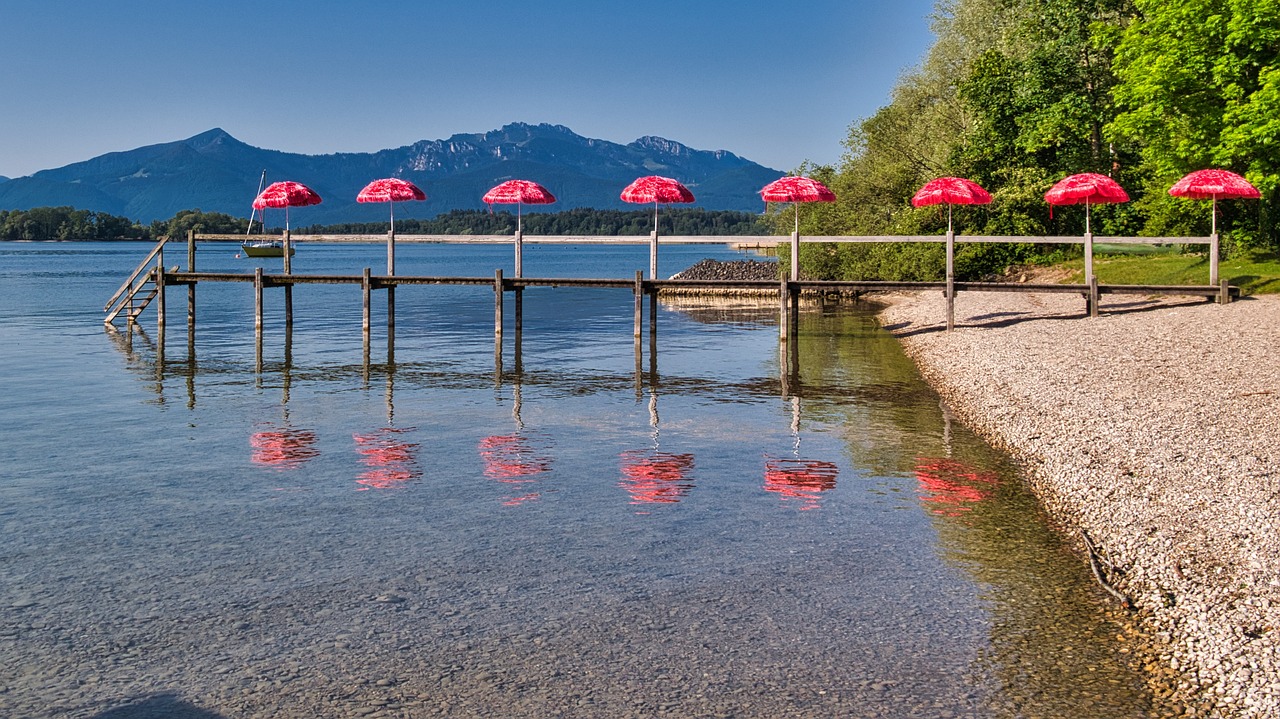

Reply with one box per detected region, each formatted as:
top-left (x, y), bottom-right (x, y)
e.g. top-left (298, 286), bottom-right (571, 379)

top-left (8, 247), bottom-right (1171, 716)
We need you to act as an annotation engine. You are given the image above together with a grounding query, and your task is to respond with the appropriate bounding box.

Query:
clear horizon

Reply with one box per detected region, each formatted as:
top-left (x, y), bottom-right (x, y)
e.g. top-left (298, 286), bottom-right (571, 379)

top-left (2, 0), bottom-right (937, 179)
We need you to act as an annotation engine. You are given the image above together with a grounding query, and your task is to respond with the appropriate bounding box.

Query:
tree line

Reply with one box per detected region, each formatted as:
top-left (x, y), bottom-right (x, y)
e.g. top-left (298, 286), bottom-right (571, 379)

top-left (774, 0), bottom-right (1280, 281)
top-left (0, 207), bottom-right (767, 241)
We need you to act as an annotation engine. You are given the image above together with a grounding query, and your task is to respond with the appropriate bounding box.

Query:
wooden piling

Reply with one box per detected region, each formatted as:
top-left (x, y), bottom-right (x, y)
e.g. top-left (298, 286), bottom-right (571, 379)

top-left (362, 267), bottom-right (372, 357)
top-left (155, 263), bottom-right (166, 358)
top-left (514, 287), bottom-right (523, 350)
top-left (634, 271), bottom-right (643, 340)
top-left (254, 267), bottom-right (263, 372)
top-left (494, 269), bottom-right (504, 342)
top-left (387, 286), bottom-right (395, 336)
top-left (779, 275), bottom-right (789, 342)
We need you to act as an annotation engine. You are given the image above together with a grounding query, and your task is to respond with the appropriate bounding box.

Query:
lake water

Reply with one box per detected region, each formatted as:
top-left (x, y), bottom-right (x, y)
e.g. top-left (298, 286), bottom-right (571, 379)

top-left (1, 242), bottom-right (1167, 718)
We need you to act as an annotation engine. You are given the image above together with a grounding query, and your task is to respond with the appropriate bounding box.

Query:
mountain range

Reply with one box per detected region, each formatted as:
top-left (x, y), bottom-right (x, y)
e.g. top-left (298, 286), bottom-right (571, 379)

top-left (0, 124), bottom-right (783, 225)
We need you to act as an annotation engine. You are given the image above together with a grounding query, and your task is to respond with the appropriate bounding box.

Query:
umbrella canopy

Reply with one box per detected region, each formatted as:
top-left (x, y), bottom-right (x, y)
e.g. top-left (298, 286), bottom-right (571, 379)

top-left (760, 176), bottom-right (836, 204)
top-left (911, 177), bottom-right (991, 233)
top-left (911, 176), bottom-right (991, 207)
top-left (1044, 173), bottom-right (1129, 206)
top-left (483, 179), bottom-right (556, 205)
top-left (483, 180), bottom-right (556, 234)
top-left (252, 181), bottom-right (322, 232)
top-left (1169, 169), bottom-right (1260, 234)
top-left (760, 176), bottom-right (836, 235)
top-left (621, 175), bottom-right (695, 205)
top-left (357, 177), bottom-right (426, 204)
top-left (1044, 173), bottom-right (1129, 233)
top-left (356, 178), bottom-right (426, 241)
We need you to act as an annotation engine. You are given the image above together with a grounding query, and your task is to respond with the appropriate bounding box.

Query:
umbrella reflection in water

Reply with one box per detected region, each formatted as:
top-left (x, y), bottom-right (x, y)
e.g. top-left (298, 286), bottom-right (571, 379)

top-left (763, 396), bottom-right (838, 510)
top-left (763, 457), bottom-right (838, 510)
top-left (914, 457), bottom-right (999, 517)
top-left (250, 425), bottom-right (319, 470)
top-left (477, 430), bottom-right (552, 507)
top-left (618, 390), bottom-right (695, 508)
top-left (353, 427), bottom-right (421, 490)
top-left (618, 450), bottom-right (695, 505)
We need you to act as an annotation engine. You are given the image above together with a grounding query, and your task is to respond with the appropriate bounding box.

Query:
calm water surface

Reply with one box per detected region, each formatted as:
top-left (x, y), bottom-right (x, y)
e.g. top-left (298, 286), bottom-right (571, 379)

top-left (0, 242), bottom-right (1164, 717)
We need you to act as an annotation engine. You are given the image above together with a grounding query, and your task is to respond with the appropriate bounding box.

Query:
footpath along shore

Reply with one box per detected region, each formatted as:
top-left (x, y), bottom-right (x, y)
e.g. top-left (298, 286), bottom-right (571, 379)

top-left (875, 288), bottom-right (1279, 718)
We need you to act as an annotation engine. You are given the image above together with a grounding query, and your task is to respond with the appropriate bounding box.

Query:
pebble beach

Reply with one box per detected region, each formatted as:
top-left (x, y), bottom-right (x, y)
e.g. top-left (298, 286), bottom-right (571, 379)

top-left (876, 288), bottom-right (1280, 718)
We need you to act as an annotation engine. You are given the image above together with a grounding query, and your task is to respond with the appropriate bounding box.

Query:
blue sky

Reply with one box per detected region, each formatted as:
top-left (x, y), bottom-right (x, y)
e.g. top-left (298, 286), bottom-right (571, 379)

top-left (2, 0), bottom-right (938, 179)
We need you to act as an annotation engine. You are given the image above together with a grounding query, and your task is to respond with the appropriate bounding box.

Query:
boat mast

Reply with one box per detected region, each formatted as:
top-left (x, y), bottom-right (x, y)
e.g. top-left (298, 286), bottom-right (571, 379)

top-left (247, 169), bottom-right (267, 235)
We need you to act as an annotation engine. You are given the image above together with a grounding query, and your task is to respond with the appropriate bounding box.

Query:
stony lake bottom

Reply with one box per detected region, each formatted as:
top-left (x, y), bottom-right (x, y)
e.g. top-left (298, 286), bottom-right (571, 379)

top-left (0, 242), bottom-right (1175, 718)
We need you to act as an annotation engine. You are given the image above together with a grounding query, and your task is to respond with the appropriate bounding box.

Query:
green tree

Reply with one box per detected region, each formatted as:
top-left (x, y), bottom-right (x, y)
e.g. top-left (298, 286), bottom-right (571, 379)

top-left (1108, 0), bottom-right (1280, 249)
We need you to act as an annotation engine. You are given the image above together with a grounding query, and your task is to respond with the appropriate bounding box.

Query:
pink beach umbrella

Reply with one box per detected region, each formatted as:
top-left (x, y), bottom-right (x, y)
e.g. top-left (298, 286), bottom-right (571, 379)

top-left (1044, 173), bottom-right (1129, 234)
top-left (621, 175), bottom-right (695, 232)
top-left (621, 175), bottom-right (695, 279)
top-left (357, 178), bottom-right (426, 234)
top-left (1169, 169), bottom-right (1260, 235)
top-left (760, 176), bottom-right (837, 235)
top-left (483, 179), bottom-right (557, 234)
top-left (253, 181), bottom-right (322, 232)
top-left (911, 177), bottom-right (992, 233)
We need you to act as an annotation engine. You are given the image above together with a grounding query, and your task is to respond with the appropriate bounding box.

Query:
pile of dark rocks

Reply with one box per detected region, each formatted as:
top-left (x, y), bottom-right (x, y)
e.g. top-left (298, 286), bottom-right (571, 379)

top-left (669, 258), bottom-right (780, 281)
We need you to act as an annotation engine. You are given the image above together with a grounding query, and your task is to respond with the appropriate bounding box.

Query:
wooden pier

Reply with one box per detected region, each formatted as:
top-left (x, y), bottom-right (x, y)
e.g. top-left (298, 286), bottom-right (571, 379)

top-left (105, 230), bottom-right (1240, 371)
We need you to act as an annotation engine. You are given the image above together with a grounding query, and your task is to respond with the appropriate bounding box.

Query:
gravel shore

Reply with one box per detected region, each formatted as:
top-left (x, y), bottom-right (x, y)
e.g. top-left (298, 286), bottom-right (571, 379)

top-left (876, 289), bottom-right (1279, 717)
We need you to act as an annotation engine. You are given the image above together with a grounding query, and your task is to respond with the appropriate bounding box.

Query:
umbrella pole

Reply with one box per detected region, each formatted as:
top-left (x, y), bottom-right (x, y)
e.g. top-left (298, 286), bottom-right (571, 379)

top-left (790, 203), bottom-right (800, 282)
top-left (948, 204), bottom-right (953, 235)
top-left (650, 203), bottom-right (659, 280)
top-left (388, 202), bottom-right (396, 275)
top-left (515, 203), bottom-right (523, 279)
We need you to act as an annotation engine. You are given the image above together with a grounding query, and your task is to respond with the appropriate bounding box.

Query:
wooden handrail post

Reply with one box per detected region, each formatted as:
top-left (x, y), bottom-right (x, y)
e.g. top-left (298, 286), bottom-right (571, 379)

top-left (1210, 232), bottom-right (1220, 286)
top-left (790, 230), bottom-right (799, 282)
top-left (155, 263), bottom-right (166, 352)
top-left (946, 230), bottom-right (955, 332)
top-left (187, 229), bottom-right (195, 271)
top-left (515, 229), bottom-right (523, 278)
top-left (649, 230), bottom-right (658, 280)
top-left (1084, 231), bottom-right (1094, 287)
top-left (387, 228), bottom-right (396, 276)
top-left (283, 230), bottom-right (292, 274)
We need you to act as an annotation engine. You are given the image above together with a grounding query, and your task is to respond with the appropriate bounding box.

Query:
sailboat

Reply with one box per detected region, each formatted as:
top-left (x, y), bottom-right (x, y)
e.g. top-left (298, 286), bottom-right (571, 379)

top-left (240, 170), bottom-right (294, 257)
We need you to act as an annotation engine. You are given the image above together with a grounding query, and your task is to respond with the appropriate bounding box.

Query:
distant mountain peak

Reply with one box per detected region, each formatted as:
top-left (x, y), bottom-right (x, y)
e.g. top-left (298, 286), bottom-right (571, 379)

top-left (184, 128), bottom-right (237, 151)
top-left (631, 136), bottom-right (691, 157)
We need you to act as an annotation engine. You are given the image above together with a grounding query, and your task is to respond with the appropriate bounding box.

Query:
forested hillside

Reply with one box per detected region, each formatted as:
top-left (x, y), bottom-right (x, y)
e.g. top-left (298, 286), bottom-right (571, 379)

top-left (0, 207), bottom-right (766, 241)
top-left (776, 0), bottom-right (1279, 280)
